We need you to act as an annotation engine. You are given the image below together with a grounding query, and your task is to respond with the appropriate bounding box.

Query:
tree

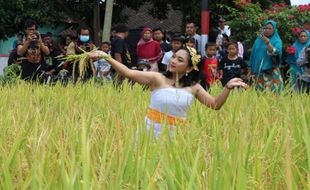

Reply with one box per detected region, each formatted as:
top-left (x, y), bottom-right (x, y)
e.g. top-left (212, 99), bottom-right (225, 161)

top-left (221, 2), bottom-right (310, 59)
top-left (0, 0), bottom-right (293, 42)
top-left (0, 0), bottom-right (66, 39)
top-left (0, 0), bottom-right (145, 42)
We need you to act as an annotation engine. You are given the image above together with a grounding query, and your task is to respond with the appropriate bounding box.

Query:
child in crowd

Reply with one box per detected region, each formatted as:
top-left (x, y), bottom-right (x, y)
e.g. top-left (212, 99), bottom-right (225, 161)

top-left (218, 42), bottom-right (248, 87)
top-left (161, 35), bottom-right (184, 71)
top-left (185, 37), bottom-right (196, 49)
top-left (94, 42), bottom-right (112, 80)
top-left (201, 43), bottom-right (220, 87)
top-left (217, 34), bottom-right (229, 61)
top-left (60, 35), bottom-right (73, 55)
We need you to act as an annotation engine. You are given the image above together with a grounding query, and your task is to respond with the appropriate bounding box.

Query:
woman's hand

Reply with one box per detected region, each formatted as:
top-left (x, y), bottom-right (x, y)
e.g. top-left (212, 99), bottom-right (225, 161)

top-left (261, 35), bottom-right (270, 45)
top-left (225, 78), bottom-right (248, 90)
top-left (88, 50), bottom-right (107, 60)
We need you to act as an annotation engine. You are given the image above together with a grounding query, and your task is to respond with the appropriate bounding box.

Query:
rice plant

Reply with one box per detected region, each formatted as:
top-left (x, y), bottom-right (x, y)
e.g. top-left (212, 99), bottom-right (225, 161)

top-left (0, 81), bottom-right (309, 189)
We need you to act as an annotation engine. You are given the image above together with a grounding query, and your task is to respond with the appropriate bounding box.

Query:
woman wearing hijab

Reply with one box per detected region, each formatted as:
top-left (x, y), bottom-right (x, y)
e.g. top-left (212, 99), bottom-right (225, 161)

top-left (136, 28), bottom-right (162, 72)
top-left (286, 30), bottom-right (310, 91)
top-left (249, 20), bottom-right (283, 93)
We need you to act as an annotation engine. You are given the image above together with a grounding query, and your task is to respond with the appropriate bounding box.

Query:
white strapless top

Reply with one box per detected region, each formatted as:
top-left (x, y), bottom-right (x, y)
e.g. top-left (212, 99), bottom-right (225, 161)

top-left (149, 87), bottom-right (194, 118)
top-left (145, 88), bottom-right (195, 138)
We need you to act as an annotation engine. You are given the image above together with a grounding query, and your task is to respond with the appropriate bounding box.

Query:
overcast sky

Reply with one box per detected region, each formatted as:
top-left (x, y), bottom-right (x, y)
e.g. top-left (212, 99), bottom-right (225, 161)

top-left (290, 0), bottom-right (310, 5)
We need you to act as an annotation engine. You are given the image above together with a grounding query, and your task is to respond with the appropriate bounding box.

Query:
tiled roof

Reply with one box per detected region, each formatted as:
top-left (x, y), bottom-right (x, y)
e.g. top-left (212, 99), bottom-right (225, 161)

top-left (122, 3), bottom-right (183, 32)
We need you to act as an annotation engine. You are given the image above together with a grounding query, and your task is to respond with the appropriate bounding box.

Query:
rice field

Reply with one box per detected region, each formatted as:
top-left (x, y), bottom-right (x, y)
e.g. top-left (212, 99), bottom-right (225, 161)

top-left (0, 81), bottom-right (309, 189)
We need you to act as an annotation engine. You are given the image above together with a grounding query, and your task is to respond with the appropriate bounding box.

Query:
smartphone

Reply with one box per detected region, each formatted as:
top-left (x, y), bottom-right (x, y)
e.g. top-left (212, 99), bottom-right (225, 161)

top-left (258, 27), bottom-right (265, 37)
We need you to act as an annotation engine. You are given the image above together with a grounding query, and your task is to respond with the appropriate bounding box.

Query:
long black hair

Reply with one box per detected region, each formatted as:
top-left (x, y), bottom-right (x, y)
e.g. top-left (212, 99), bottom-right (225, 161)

top-left (163, 47), bottom-right (208, 89)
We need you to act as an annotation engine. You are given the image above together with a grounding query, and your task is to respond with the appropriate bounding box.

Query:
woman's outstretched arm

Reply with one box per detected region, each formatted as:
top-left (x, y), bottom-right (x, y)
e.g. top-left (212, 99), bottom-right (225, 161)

top-left (89, 50), bottom-right (162, 87)
top-left (194, 78), bottom-right (248, 110)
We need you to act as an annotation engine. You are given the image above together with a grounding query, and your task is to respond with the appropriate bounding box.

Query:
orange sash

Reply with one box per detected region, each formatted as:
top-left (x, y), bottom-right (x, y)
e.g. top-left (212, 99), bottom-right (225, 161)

top-left (146, 108), bottom-right (186, 126)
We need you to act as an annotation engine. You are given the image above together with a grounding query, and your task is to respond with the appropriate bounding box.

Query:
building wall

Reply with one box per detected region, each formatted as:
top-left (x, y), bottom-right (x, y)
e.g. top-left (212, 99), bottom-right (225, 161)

top-left (0, 55), bottom-right (8, 75)
top-left (122, 3), bottom-right (183, 33)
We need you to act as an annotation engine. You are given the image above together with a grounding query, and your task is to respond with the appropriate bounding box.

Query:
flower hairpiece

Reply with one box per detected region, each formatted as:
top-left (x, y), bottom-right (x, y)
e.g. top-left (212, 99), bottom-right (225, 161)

top-left (186, 46), bottom-right (200, 71)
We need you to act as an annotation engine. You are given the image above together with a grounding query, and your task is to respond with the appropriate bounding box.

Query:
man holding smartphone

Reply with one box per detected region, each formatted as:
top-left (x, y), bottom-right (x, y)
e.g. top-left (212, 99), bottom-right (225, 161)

top-left (17, 19), bottom-right (50, 80)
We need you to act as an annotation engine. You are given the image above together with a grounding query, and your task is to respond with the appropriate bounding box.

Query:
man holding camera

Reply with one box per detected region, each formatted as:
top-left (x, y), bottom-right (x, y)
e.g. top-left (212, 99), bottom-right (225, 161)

top-left (17, 19), bottom-right (50, 80)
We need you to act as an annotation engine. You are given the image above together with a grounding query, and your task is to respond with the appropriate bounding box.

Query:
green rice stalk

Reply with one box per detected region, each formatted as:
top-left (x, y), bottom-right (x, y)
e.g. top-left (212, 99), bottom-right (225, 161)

top-left (0, 83), bottom-right (309, 189)
top-left (57, 47), bottom-right (111, 81)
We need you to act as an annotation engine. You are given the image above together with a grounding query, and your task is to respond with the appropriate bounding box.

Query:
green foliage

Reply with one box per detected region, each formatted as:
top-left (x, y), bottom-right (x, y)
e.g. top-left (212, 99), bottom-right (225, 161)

top-left (0, 0), bottom-right (306, 45)
top-left (0, 64), bottom-right (22, 85)
top-left (151, 0), bottom-right (290, 28)
top-left (224, 2), bottom-right (310, 49)
top-left (145, 0), bottom-right (291, 32)
top-left (0, 0), bottom-right (147, 39)
top-left (252, 0), bottom-right (291, 8)
top-left (0, 0), bottom-right (67, 39)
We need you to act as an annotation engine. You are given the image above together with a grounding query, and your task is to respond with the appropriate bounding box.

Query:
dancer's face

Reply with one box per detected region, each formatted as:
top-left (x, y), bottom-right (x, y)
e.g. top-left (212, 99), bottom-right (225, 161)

top-left (168, 49), bottom-right (192, 74)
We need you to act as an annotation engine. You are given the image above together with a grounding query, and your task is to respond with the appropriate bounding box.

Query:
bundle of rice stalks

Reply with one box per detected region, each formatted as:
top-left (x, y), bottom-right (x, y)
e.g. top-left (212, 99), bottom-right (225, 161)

top-left (57, 48), bottom-right (111, 81)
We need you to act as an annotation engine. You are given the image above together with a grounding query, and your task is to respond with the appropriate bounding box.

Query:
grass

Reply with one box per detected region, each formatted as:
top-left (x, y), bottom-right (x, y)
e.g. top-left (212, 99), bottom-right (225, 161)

top-left (0, 80), bottom-right (309, 189)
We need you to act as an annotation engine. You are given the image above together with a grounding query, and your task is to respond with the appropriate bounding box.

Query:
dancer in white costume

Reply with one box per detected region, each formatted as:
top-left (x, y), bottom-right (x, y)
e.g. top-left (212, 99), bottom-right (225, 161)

top-left (89, 47), bottom-right (247, 137)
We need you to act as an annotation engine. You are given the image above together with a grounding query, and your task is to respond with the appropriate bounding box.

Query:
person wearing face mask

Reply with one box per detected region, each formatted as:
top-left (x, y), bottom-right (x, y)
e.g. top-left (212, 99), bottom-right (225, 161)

top-left (67, 26), bottom-right (95, 54)
top-left (66, 26), bottom-right (95, 81)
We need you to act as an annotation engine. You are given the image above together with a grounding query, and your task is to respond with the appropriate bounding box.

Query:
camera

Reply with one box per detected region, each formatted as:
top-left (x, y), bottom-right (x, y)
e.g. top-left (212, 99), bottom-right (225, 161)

top-left (29, 33), bottom-right (40, 49)
top-left (30, 32), bottom-right (40, 41)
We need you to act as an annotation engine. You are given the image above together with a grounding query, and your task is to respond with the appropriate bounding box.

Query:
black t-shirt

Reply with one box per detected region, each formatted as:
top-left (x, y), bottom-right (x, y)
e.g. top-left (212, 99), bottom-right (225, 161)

top-left (160, 42), bottom-right (171, 52)
top-left (45, 42), bottom-right (62, 69)
top-left (19, 42), bottom-right (47, 80)
top-left (218, 57), bottom-right (247, 86)
top-left (111, 36), bottom-right (132, 67)
top-left (8, 49), bottom-right (18, 65)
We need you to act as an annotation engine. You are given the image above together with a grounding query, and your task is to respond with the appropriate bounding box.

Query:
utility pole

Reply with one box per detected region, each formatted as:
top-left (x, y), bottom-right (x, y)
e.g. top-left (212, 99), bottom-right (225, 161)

top-left (201, 0), bottom-right (210, 57)
top-left (102, 0), bottom-right (114, 42)
top-left (93, 0), bottom-right (101, 46)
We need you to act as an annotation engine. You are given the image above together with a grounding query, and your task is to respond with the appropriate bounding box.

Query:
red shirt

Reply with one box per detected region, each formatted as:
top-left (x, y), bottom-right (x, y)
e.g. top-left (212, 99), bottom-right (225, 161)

top-left (136, 40), bottom-right (162, 62)
top-left (203, 57), bottom-right (219, 85)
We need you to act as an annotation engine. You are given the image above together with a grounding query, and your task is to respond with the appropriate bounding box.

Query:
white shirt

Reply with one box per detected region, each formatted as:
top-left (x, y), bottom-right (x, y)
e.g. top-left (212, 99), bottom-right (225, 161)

top-left (237, 41), bottom-right (244, 58)
top-left (161, 50), bottom-right (173, 65)
top-left (193, 33), bottom-right (201, 53)
top-left (218, 25), bottom-right (231, 37)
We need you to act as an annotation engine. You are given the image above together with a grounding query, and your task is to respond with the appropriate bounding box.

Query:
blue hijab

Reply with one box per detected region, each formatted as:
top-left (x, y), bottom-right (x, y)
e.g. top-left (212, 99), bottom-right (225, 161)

top-left (286, 30), bottom-right (310, 73)
top-left (249, 20), bottom-right (283, 74)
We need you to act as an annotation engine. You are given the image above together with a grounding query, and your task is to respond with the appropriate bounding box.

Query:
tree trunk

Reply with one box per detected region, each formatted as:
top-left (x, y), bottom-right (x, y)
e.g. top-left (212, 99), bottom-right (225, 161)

top-left (102, 0), bottom-right (114, 42)
top-left (93, 0), bottom-right (101, 46)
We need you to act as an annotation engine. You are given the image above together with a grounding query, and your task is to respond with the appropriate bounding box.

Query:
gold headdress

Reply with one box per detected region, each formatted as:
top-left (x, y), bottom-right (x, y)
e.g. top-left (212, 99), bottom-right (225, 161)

top-left (186, 46), bottom-right (200, 71)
